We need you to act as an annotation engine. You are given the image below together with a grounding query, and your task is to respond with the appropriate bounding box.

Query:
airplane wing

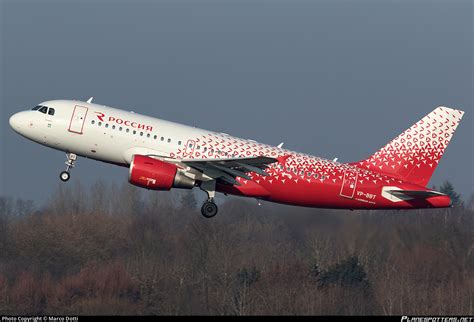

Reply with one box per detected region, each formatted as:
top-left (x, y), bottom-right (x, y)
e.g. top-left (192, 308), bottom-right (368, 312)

top-left (386, 190), bottom-right (447, 199)
top-left (181, 156), bottom-right (278, 186)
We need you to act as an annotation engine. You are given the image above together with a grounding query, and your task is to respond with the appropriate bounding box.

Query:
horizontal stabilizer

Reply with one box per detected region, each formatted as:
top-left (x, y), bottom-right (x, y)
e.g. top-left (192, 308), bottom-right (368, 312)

top-left (387, 190), bottom-right (446, 199)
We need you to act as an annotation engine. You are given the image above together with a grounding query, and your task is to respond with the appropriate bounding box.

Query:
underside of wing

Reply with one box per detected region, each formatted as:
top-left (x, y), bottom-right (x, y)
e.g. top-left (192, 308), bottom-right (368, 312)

top-left (182, 156), bottom-right (279, 185)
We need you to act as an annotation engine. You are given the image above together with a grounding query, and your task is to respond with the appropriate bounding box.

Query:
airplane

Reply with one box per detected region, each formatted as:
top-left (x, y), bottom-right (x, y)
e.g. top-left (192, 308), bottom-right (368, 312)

top-left (9, 99), bottom-right (464, 218)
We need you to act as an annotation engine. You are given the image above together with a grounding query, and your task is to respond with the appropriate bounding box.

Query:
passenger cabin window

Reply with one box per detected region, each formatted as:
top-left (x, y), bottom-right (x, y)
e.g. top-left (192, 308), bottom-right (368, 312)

top-left (48, 108), bottom-right (55, 116)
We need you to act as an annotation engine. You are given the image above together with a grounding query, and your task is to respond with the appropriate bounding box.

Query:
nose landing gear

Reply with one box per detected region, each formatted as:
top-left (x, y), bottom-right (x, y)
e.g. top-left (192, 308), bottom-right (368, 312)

top-left (60, 153), bottom-right (77, 182)
top-left (60, 171), bottom-right (70, 182)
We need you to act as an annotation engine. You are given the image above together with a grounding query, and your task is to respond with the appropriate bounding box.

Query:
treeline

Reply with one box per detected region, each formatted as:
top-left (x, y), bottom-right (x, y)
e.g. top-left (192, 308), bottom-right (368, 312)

top-left (0, 181), bottom-right (472, 315)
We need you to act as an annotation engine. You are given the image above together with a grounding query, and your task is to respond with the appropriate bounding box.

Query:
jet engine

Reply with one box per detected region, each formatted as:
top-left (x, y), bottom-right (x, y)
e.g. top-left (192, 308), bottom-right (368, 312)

top-left (129, 155), bottom-right (195, 190)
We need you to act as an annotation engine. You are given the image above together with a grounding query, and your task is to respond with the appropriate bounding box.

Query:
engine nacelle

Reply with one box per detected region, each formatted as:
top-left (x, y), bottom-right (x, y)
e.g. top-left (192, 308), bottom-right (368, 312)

top-left (129, 155), bottom-right (195, 190)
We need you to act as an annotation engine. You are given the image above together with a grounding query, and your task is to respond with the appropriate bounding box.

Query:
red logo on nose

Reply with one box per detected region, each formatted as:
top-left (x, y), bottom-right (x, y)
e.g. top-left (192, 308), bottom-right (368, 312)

top-left (95, 112), bottom-right (105, 122)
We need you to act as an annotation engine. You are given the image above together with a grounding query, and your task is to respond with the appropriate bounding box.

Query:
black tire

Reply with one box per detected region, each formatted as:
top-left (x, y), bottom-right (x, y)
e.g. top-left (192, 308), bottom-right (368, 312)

top-left (201, 201), bottom-right (218, 218)
top-left (60, 171), bottom-right (70, 182)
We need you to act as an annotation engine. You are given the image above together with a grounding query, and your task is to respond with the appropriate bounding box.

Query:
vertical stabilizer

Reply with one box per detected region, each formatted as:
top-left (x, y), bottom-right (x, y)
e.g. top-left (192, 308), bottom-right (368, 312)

top-left (351, 106), bottom-right (464, 186)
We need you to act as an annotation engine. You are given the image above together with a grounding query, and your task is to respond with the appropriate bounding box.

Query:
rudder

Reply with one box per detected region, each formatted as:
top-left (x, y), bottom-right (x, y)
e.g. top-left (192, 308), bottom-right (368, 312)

top-left (350, 106), bottom-right (464, 186)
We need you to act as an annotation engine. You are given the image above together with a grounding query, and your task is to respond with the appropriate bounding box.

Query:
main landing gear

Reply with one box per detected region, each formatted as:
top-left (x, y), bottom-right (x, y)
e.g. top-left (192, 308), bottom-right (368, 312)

top-left (201, 200), bottom-right (218, 218)
top-left (200, 180), bottom-right (218, 218)
top-left (60, 153), bottom-right (77, 182)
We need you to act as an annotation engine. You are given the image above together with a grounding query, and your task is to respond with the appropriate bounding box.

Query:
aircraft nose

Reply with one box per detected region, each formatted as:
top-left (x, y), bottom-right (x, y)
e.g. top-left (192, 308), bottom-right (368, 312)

top-left (9, 112), bottom-right (27, 133)
top-left (9, 113), bottom-right (20, 129)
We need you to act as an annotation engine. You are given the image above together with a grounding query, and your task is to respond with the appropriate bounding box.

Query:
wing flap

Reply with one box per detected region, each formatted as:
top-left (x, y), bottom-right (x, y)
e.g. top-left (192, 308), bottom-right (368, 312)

top-left (183, 156), bottom-right (279, 185)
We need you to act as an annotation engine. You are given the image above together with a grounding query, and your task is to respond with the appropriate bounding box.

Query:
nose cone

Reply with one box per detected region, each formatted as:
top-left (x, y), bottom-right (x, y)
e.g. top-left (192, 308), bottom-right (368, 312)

top-left (9, 113), bottom-right (21, 130)
top-left (9, 111), bottom-right (29, 134)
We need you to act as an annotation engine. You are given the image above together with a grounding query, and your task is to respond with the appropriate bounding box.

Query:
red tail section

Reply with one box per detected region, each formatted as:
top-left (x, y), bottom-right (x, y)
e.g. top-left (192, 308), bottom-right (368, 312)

top-left (351, 106), bottom-right (464, 186)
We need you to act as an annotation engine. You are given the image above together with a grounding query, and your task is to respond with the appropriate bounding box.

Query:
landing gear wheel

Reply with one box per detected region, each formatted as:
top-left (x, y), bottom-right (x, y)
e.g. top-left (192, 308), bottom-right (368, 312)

top-left (201, 201), bottom-right (218, 218)
top-left (60, 153), bottom-right (77, 182)
top-left (60, 171), bottom-right (70, 182)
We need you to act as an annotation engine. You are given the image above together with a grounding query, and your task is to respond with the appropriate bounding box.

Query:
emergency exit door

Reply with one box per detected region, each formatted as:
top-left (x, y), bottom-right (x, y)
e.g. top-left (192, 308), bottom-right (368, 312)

top-left (340, 169), bottom-right (358, 198)
top-left (184, 140), bottom-right (196, 157)
top-left (69, 105), bottom-right (88, 134)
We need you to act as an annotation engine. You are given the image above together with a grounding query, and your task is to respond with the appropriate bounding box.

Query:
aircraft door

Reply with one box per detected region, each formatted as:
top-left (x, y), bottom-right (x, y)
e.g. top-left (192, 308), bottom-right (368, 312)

top-left (69, 105), bottom-right (88, 134)
top-left (340, 168), bottom-right (358, 198)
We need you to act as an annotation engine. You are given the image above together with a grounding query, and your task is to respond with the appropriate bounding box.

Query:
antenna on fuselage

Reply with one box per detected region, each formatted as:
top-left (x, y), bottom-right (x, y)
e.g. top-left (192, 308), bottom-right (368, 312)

top-left (86, 97), bottom-right (94, 103)
top-left (277, 142), bottom-right (284, 149)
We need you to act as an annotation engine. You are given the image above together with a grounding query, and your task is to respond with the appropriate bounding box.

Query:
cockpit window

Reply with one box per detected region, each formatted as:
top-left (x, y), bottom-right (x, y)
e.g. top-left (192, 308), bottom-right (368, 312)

top-left (32, 105), bottom-right (42, 111)
top-left (48, 108), bottom-right (55, 116)
top-left (39, 106), bottom-right (48, 114)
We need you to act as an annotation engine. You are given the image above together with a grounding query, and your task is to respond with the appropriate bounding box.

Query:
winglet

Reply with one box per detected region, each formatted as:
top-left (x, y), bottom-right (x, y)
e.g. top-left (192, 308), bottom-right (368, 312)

top-left (87, 97), bottom-right (94, 103)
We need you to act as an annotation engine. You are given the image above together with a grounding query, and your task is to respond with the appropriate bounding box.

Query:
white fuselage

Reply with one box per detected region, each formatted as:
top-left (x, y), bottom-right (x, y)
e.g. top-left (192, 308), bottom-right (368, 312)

top-left (9, 100), bottom-right (292, 168)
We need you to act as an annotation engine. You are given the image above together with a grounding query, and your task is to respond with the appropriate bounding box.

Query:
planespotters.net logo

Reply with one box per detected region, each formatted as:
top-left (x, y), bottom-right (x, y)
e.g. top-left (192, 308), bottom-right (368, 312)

top-left (402, 317), bottom-right (473, 322)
